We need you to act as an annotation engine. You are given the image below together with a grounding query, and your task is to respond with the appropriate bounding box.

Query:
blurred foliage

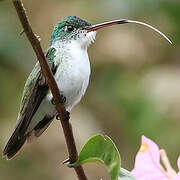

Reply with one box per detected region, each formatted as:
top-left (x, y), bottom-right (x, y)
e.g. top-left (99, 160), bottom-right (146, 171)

top-left (0, 0), bottom-right (180, 179)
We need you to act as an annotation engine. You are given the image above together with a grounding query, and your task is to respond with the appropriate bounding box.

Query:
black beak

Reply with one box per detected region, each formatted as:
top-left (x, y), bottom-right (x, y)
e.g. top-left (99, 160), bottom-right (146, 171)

top-left (84, 19), bottom-right (172, 44)
top-left (85, 19), bottom-right (128, 32)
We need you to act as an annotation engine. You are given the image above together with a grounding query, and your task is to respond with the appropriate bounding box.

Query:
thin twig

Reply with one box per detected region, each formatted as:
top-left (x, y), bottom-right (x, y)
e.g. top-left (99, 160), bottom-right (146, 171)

top-left (12, 0), bottom-right (87, 179)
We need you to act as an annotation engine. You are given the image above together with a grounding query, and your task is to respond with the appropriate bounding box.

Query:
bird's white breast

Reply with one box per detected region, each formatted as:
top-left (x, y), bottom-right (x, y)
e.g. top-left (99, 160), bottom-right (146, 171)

top-left (51, 40), bottom-right (91, 111)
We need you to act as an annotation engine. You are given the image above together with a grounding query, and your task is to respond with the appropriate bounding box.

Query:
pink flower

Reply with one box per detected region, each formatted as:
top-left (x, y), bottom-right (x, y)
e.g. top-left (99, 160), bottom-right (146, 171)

top-left (131, 135), bottom-right (180, 180)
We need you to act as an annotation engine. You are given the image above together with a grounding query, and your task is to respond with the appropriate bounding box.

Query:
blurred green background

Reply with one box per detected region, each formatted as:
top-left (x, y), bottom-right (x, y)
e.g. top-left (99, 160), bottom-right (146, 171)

top-left (0, 0), bottom-right (180, 179)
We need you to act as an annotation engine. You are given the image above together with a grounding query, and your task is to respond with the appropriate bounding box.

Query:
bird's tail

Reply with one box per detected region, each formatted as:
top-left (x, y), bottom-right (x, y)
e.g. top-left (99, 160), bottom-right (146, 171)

top-left (3, 122), bottom-right (27, 160)
top-left (3, 114), bottom-right (55, 159)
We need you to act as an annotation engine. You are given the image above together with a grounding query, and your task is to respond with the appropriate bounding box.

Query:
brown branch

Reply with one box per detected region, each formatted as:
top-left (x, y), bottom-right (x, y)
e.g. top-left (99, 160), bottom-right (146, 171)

top-left (12, 0), bottom-right (87, 179)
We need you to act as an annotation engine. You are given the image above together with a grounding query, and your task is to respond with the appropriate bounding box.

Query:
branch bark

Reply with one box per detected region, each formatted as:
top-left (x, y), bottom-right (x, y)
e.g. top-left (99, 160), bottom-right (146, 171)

top-left (12, 0), bottom-right (87, 179)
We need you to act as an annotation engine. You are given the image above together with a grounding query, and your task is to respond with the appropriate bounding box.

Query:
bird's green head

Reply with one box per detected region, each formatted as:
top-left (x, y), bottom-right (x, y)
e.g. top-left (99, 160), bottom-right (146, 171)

top-left (51, 16), bottom-right (96, 47)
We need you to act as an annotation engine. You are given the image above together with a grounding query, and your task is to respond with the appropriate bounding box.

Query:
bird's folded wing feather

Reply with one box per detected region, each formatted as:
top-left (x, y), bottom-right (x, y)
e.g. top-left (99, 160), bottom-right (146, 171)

top-left (15, 48), bottom-right (57, 134)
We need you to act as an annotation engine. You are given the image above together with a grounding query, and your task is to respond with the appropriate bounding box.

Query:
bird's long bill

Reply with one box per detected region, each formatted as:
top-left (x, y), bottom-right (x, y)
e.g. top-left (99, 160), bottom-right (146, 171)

top-left (85, 19), bottom-right (172, 44)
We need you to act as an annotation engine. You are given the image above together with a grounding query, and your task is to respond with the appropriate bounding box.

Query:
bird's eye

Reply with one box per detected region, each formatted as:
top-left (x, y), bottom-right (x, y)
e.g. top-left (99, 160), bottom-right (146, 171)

top-left (65, 25), bottom-right (74, 32)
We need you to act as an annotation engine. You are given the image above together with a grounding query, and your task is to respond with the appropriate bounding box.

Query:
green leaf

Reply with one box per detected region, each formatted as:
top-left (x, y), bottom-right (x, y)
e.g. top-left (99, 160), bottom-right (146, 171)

top-left (69, 134), bottom-right (121, 180)
top-left (118, 168), bottom-right (137, 180)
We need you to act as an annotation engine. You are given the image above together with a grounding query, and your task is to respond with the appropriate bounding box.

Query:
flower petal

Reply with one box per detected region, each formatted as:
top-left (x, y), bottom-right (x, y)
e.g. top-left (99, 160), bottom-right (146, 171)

top-left (131, 135), bottom-right (168, 180)
top-left (173, 156), bottom-right (180, 180)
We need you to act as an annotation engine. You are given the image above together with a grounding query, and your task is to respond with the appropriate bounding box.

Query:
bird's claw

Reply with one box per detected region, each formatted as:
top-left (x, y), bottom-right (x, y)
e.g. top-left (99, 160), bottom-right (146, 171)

top-left (56, 111), bottom-right (70, 121)
top-left (51, 91), bottom-right (66, 105)
top-left (60, 94), bottom-right (66, 104)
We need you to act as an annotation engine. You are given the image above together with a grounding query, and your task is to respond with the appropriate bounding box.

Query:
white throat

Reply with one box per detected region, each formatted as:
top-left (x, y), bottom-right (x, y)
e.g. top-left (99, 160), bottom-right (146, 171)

top-left (52, 31), bottom-right (96, 63)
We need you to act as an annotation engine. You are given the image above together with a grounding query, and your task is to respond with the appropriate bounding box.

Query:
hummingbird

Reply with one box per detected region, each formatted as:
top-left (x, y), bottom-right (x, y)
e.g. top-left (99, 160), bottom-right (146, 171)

top-left (3, 16), bottom-right (171, 159)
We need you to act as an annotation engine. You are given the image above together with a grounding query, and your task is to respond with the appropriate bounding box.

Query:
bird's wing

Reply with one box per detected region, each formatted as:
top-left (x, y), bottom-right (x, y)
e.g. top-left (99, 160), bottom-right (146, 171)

top-left (3, 48), bottom-right (57, 159)
top-left (15, 62), bottom-right (48, 132)
top-left (16, 48), bottom-right (57, 133)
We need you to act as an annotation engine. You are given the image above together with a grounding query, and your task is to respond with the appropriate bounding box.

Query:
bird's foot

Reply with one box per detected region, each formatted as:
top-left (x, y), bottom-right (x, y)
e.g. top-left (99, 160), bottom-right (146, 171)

top-left (65, 111), bottom-right (70, 120)
top-left (51, 91), bottom-right (66, 105)
top-left (60, 94), bottom-right (66, 104)
top-left (56, 111), bottom-right (70, 121)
